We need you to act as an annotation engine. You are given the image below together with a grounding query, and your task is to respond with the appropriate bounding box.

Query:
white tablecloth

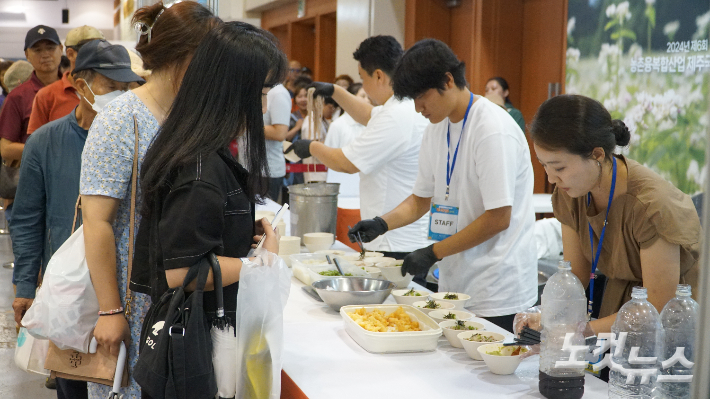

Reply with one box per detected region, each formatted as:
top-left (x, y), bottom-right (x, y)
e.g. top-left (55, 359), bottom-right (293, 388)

top-left (282, 277), bottom-right (609, 398)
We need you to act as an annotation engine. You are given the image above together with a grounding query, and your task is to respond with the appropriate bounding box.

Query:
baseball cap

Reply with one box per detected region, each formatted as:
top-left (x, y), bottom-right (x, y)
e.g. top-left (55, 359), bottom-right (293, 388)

top-left (65, 25), bottom-right (105, 47)
top-left (24, 25), bottom-right (61, 51)
top-left (73, 40), bottom-right (144, 83)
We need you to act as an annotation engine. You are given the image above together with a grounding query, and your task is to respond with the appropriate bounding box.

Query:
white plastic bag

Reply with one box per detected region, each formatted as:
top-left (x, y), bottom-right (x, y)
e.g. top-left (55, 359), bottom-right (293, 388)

top-left (14, 327), bottom-right (50, 376)
top-left (235, 248), bottom-right (291, 399)
top-left (21, 225), bottom-right (99, 352)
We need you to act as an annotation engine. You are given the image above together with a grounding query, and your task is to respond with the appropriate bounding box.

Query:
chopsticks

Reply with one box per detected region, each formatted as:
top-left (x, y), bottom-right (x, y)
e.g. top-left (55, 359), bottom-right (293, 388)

top-left (348, 225), bottom-right (366, 257)
top-left (504, 326), bottom-right (541, 346)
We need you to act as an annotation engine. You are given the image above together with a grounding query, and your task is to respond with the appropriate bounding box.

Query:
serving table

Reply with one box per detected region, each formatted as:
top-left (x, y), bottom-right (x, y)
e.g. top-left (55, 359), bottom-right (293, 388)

top-left (280, 277), bottom-right (609, 398)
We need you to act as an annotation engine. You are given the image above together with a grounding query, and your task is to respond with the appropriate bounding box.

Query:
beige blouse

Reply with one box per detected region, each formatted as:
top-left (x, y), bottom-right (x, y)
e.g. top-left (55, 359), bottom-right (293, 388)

top-left (552, 156), bottom-right (701, 318)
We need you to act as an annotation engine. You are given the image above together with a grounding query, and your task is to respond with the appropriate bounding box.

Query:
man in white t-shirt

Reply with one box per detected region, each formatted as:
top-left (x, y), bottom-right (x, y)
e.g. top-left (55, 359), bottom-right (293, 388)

top-left (262, 83), bottom-right (291, 202)
top-left (351, 39), bottom-right (538, 332)
top-left (285, 36), bottom-right (430, 259)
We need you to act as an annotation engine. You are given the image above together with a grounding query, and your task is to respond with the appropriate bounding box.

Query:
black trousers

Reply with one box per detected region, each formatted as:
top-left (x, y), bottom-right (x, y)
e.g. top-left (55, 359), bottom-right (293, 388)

top-left (56, 377), bottom-right (87, 399)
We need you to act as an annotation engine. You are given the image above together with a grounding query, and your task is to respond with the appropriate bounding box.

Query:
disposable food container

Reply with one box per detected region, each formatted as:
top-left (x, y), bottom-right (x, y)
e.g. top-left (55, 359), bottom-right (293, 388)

top-left (340, 304), bottom-right (443, 353)
top-left (307, 264), bottom-right (370, 284)
top-left (290, 253), bottom-right (330, 285)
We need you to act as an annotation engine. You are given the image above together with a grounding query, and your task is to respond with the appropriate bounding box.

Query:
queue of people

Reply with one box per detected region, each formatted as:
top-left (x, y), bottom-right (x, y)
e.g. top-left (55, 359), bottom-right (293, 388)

top-left (2, 2), bottom-right (702, 398)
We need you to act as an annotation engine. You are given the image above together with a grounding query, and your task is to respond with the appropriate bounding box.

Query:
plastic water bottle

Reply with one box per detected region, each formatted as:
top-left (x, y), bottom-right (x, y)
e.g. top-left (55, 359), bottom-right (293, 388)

top-left (609, 286), bottom-right (663, 399)
top-left (652, 284), bottom-right (698, 399)
top-left (539, 261), bottom-right (587, 399)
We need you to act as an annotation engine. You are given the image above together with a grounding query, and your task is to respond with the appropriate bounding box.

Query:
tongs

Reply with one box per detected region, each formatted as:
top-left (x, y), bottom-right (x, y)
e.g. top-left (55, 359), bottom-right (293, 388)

top-left (504, 326), bottom-right (541, 346)
top-left (348, 225), bottom-right (367, 259)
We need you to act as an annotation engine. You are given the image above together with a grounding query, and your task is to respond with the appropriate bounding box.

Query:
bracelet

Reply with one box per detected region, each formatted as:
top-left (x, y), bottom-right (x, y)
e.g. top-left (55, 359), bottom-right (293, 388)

top-left (98, 307), bottom-right (124, 316)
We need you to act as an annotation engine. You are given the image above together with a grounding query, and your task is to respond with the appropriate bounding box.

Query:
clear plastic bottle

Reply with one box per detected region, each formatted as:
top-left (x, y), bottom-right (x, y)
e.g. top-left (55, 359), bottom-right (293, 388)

top-left (652, 284), bottom-right (698, 399)
top-left (539, 261), bottom-right (587, 399)
top-left (609, 286), bottom-right (663, 399)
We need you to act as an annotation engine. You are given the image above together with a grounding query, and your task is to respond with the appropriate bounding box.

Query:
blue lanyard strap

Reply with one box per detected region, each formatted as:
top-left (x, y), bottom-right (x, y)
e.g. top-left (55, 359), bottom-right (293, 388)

top-left (586, 156), bottom-right (617, 316)
top-left (445, 92), bottom-right (474, 200)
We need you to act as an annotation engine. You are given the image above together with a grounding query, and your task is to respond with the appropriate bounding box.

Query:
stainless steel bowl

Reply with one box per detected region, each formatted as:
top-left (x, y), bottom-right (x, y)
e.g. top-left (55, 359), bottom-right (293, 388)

top-left (311, 277), bottom-right (395, 311)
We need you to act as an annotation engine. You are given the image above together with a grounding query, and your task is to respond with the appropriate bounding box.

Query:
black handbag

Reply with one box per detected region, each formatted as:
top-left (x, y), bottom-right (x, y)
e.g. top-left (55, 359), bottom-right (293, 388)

top-left (133, 253), bottom-right (223, 399)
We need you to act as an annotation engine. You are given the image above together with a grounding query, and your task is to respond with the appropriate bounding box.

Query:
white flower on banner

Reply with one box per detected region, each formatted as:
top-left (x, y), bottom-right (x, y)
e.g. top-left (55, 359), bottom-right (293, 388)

top-left (628, 43), bottom-right (643, 59)
top-left (567, 47), bottom-right (581, 63)
top-left (604, 97), bottom-right (619, 111)
top-left (664, 21), bottom-right (680, 37)
top-left (686, 160), bottom-right (706, 186)
top-left (568, 17), bottom-right (576, 36)
top-left (645, 0), bottom-right (655, 5)
top-left (606, 4), bottom-right (616, 18)
top-left (598, 43), bottom-right (621, 73)
top-left (616, 2), bottom-right (631, 21)
top-left (694, 11), bottom-right (710, 40)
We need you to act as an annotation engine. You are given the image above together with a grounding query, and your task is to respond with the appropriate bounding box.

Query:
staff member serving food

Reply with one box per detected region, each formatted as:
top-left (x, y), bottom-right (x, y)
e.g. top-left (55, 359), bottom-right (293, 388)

top-left (351, 39), bottom-right (538, 332)
top-left (285, 36), bottom-right (429, 257)
top-left (527, 94), bottom-right (700, 335)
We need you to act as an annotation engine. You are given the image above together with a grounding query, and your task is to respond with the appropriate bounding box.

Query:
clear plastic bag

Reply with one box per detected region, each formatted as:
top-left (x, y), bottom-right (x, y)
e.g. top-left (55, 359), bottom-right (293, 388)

top-left (21, 225), bottom-right (99, 352)
top-left (14, 327), bottom-right (50, 376)
top-left (235, 248), bottom-right (291, 399)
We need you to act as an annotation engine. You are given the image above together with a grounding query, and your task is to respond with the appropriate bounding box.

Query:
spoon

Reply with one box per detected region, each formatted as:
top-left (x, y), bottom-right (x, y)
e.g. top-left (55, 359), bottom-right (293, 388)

top-left (332, 257), bottom-right (346, 277)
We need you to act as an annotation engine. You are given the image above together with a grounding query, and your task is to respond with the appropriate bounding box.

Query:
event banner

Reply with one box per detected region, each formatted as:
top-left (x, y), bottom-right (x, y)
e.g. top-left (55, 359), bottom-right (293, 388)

top-left (567, 0), bottom-right (710, 194)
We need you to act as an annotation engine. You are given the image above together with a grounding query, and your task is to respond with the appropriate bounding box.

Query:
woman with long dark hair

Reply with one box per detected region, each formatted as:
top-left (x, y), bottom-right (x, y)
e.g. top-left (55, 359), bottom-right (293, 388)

top-left (134, 21), bottom-right (287, 346)
top-left (485, 76), bottom-right (525, 133)
top-left (79, 2), bottom-right (220, 397)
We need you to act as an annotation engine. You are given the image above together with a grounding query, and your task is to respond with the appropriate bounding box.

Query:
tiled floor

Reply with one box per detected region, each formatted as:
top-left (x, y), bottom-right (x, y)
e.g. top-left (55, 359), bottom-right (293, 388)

top-left (0, 233), bottom-right (56, 399)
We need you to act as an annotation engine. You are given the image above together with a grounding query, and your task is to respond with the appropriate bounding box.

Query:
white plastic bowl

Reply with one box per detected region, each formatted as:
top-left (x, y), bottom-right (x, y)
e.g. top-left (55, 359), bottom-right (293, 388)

top-left (438, 320), bottom-right (485, 348)
top-left (429, 292), bottom-right (471, 310)
top-left (315, 249), bottom-right (347, 256)
top-left (376, 264), bottom-right (414, 289)
top-left (428, 309), bottom-right (474, 324)
top-left (391, 289), bottom-right (429, 306)
top-left (458, 331), bottom-right (506, 360)
top-left (412, 300), bottom-right (455, 315)
top-left (303, 232), bottom-right (334, 253)
top-left (477, 343), bottom-right (528, 374)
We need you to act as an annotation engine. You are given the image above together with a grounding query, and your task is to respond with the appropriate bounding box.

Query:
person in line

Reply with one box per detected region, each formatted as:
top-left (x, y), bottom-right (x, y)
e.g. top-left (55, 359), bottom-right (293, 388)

top-left (27, 25), bottom-right (105, 134)
top-left (324, 82), bottom-right (368, 149)
top-left (284, 59), bottom-right (302, 96)
top-left (286, 35), bottom-right (431, 264)
top-left (261, 79), bottom-right (291, 203)
top-left (521, 94), bottom-right (700, 335)
top-left (352, 39), bottom-right (537, 332)
top-left (79, 3), bottom-right (220, 398)
top-left (11, 40), bottom-right (143, 399)
top-left (134, 25), bottom-right (286, 375)
top-left (2, 61), bottom-right (34, 94)
top-left (485, 76), bottom-right (525, 133)
top-left (298, 95), bottom-right (340, 182)
top-left (286, 76), bottom-right (312, 142)
top-left (0, 25), bottom-right (63, 219)
top-left (0, 60), bottom-right (13, 108)
top-left (334, 74), bottom-right (354, 89)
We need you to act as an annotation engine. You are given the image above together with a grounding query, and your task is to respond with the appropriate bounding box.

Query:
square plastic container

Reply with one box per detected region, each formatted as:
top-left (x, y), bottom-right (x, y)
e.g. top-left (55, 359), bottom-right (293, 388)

top-left (340, 304), bottom-right (443, 353)
top-left (290, 253), bottom-right (330, 285)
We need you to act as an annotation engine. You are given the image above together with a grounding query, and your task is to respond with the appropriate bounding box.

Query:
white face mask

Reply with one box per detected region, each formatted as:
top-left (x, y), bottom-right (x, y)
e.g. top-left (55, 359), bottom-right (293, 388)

top-left (83, 82), bottom-right (125, 113)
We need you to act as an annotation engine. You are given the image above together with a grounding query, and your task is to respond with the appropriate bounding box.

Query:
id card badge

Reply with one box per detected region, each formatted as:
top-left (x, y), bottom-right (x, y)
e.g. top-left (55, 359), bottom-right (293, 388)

top-left (428, 203), bottom-right (459, 241)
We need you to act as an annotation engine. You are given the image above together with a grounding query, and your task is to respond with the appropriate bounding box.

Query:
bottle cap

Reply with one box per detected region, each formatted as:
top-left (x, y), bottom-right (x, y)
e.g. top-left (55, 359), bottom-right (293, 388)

top-left (631, 286), bottom-right (647, 299)
top-left (557, 260), bottom-right (572, 271)
top-left (676, 284), bottom-right (691, 296)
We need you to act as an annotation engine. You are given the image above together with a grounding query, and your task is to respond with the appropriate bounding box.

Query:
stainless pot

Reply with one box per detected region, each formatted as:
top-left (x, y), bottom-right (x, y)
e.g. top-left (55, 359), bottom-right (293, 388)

top-left (288, 183), bottom-right (340, 239)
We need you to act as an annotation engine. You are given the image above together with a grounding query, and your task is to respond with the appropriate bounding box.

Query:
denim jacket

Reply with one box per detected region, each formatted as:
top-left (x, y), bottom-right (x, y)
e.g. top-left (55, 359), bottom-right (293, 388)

top-left (11, 108), bottom-right (87, 298)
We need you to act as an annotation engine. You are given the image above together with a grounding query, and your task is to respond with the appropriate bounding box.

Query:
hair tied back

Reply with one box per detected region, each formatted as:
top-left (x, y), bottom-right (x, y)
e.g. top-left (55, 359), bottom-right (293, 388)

top-left (133, 6), bottom-right (165, 43)
top-left (611, 119), bottom-right (631, 147)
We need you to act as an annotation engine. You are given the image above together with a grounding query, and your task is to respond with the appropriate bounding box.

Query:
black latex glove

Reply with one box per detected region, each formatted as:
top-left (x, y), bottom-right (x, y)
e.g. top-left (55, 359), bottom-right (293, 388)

top-left (348, 216), bottom-right (388, 243)
top-left (284, 139), bottom-right (313, 159)
top-left (401, 244), bottom-right (440, 277)
top-left (307, 82), bottom-right (335, 98)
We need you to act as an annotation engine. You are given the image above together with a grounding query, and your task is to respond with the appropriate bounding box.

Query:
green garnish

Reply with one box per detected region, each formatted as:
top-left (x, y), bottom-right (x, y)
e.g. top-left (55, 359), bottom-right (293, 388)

top-left (403, 288), bottom-right (421, 297)
top-left (443, 293), bottom-right (459, 300)
top-left (443, 312), bottom-right (457, 319)
top-left (318, 270), bottom-right (352, 276)
top-left (450, 320), bottom-right (478, 331)
top-left (465, 333), bottom-right (497, 342)
top-left (423, 299), bottom-right (441, 309)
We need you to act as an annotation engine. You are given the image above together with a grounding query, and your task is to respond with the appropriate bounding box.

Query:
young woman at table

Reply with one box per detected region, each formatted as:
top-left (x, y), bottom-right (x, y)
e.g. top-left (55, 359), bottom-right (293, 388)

top-left (530, 94), bottom-right (701, 335)
top-left (134, 22), bottom-right (286, 331)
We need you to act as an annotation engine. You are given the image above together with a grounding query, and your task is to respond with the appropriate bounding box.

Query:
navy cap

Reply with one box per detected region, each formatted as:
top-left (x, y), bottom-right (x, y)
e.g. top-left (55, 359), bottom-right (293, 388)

top-left (73, 40), bottom-right (144, 83)
top-left (24, 25), bottom-right (61, 51)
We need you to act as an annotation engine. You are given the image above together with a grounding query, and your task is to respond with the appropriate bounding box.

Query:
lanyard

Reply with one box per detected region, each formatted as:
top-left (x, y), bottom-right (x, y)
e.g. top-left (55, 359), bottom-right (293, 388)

top-left (445, 92), bottom-right (474, 201)
top-left (586, 156), bottom-right (617, 316)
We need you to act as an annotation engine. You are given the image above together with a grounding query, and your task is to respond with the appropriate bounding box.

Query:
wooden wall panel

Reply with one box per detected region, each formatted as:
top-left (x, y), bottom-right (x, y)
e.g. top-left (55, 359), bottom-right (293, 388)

top-left (404, 0), bottom-right (451, 48)
top-left (315, 12), bottom-right (337, 82)
top-left (262, 0), bottom-right (337, 29)
top-left (290, 19), bottom-right (316, 72)
top-left (519, 0), bottom-right (567, 193)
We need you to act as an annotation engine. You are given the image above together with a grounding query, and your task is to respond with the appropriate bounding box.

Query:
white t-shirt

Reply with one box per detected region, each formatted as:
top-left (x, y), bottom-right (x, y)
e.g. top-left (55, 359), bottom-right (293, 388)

top-left (263, 84), bottom-right (291, 177)
top-left (324, 112), bottom-right (365, 149)
top-left (342, 96), bottom-right (430, 252)
top-left (413, 96), bottom-right (537, 316)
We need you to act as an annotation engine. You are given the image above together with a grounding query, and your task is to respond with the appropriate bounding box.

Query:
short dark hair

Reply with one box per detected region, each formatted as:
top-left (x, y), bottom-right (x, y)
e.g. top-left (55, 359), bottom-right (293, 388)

top-left (393, 39), bottom-right (466, 100)
top-left (72, 68), bottom-right (97, 84)
top-left (530, 94), bottom-right (631, 160)
top-left (352, 35), bottom-right (403, 77)
top-left (292, 76), bottom-right (312, 94)
top-left (487, 76), bottom-right (511, 104)
top-left (347, 82), bottom-right (363, 96)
